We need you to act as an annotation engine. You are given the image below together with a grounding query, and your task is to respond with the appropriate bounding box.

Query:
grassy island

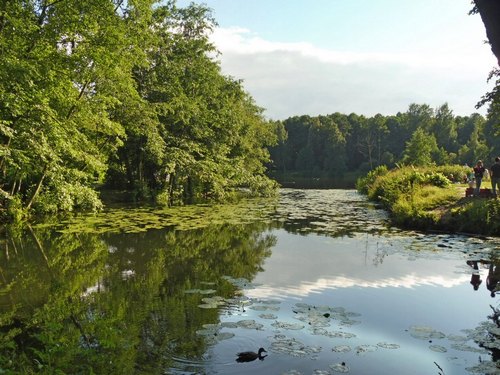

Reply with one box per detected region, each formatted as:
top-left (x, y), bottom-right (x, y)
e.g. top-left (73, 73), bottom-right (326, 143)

top-left (357, 165), bottom-right (500, 236)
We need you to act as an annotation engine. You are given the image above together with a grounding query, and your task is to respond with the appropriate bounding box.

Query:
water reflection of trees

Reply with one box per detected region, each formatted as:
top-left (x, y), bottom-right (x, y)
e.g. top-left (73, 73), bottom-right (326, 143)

top-left (0, 221), bottom-right (275, 374)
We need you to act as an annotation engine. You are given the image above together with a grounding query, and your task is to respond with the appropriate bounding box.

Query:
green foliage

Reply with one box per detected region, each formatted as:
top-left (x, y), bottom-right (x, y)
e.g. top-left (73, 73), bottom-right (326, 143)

top-left (0, 210), bottom-right (276, 373)
top-left (449, 199), bottom-right (500, 235)
top-left (357, 164), bottom-right (500, 234)
top-left (401, 128), bottom-right (438, 166)
top-left (1, 194), bottom-right (26, 224)
top-left (355, 165), bottom-right (388, 194)
top-left (432, 164), bottom-right (470, 183)
top-left (360, 166), bottom-right (454, 207)
top-left (267, 100), bottom-right (500, 187)
top-left (0, 0), bottom-right (278, 222)
top-left (33, 182), bottom-right (103, 215)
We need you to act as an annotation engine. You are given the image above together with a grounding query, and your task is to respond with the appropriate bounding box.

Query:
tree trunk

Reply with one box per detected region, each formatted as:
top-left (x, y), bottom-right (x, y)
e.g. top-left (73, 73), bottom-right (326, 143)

top-left (475, 0), bottom-right (500, 64)
top-left (26, 167), bottom-right (47, 210)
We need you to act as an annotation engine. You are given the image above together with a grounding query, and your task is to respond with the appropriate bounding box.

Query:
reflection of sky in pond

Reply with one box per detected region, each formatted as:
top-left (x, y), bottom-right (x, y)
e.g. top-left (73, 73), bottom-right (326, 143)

top-left (207, 228), bottom-right (500, 375)
top-left (249, 230), bottom-right (472, 297)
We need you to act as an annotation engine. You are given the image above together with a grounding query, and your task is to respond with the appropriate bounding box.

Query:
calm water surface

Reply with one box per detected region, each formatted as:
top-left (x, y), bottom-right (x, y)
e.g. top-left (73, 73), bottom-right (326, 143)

top-left (1, 189), bottom-right (500, 374)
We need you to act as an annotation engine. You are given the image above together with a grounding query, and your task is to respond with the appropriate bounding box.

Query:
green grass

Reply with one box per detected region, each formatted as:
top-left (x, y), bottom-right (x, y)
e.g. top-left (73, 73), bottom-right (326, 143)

top-left (357, 165), bottom-right (500, 235)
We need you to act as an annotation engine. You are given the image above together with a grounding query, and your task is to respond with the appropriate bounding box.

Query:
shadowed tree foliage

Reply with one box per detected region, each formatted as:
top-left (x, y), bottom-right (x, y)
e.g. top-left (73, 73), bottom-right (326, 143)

top-left (0, 220), bottom-right (276, 374)
top-left (0, 0), bottom-right (278, 222)
top-left (268, 102), bottom-right (497, 186)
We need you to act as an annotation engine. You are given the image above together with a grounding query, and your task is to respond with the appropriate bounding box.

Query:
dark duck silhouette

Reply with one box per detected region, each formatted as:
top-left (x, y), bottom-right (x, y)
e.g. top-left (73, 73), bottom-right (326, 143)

top-left (236, 347), bottom-right (267, 362)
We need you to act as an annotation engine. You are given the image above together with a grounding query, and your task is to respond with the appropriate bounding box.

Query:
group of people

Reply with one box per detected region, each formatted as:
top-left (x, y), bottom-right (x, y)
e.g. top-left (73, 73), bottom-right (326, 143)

top-left (471, 157), bottom-right (500, 197)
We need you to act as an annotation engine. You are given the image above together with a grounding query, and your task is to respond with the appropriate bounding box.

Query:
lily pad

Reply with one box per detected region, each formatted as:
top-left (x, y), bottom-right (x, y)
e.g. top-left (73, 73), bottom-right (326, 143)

top-left (377, 342), bottom-right (400, 350)
top-left (259, 313), bottom-right (278, 320)
top-left (429, 345), bottom-right (447, 353)
top-left (250, 305), bottom-right (280, 312)
top-left (269, 336), bottom-right (321, 357)
top-left (355, 345), bottom-right (378, 355)
top-left (329, 362), bottom-right (350, 373)
top-left (408, 325), bottom-right (446, 340)
top-left (236, 319), bottom-right (264, 330)
top-left (332, 345), bottom-right (352, 353)
top-left (271, 321), bottom-right (305, 330)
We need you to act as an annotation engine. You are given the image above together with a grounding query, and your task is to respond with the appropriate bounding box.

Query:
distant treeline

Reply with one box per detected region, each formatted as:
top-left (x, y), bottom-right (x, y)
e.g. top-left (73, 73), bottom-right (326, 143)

top-left (0, 1), bottom-right (278, 221)
top-left (268, 103), bottom-right (500, 186)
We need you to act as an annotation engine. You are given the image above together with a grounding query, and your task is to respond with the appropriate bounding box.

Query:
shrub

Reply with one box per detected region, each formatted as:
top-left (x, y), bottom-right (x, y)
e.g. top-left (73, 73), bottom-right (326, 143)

top-left (356, 165), bottom-right (388, 194)
top-left (33, 182), bottom-right (103, 215)
top-left (433, 165), bottom-right (470, 183)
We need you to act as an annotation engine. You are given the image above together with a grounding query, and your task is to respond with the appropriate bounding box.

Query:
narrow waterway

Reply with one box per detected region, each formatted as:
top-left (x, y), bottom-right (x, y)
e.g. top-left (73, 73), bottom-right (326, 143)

top-left (1, 189), bottom-right (499, 374)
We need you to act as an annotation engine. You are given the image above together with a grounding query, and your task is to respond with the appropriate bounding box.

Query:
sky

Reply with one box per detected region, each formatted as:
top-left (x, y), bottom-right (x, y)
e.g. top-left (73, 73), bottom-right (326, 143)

top-left (176, 0), bottom-right (498, 120)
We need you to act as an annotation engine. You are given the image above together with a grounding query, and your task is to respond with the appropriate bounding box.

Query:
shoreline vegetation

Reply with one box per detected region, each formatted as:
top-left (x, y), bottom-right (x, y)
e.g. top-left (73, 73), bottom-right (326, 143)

top-left (356, 165), bottom-right (500, 236)
top-left (1, 1), bottom-right (499, 230)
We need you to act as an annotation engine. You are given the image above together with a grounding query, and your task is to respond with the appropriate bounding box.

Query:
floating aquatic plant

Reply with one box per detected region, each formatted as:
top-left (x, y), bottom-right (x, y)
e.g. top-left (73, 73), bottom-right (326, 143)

top-left (292, 303), bottom-right (361, 328)
top-left (355, 345), bottom-right (378, 355)
top-left (311, 327), bottom-right (356, 339)
top-left (332, 345), bottom-right (352, 353)
top-left (329, 362), bottom-right (350, 373)
top-left (184, 288), bottom-right (217, 295)
top-left (450, 343), bottom-right (488, 354)
top-left (269, 335), bottom-right (321, 357)
top-left (446, 334), bottom-right (468, 342)
top-left (271, 321), bottom-right (305, 330)
top-left (429, 344), bottom-right (447, 353)
top-left (376, 342), bottom-right (400, 350)
top-left (196, 325), bottom-right (235, 342)
top-left (465, 361), bottom-right (500, 374)
top-left (198, 296), bottom-right (225, 309)
top-left (250, 305), bottom-right (280, 312)
top-left (408, 325), bottom-right (446, 340)
top-left (222, 276), bottom-right (259, 289)
top-left (259, 313), bottom-right (278, 320)
top-left (236, 319), bottom-right (264, 330)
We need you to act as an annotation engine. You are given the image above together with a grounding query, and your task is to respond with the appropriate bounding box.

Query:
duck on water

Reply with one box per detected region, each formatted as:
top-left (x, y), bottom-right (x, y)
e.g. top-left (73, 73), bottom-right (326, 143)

top-left (236, 348), bottom-right (267, 363)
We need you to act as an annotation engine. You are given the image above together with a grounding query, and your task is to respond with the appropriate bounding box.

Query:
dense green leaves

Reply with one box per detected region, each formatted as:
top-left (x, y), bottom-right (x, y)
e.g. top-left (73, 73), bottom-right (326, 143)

top-left (0, 0), bottom-right (278, 221)
top-left (268, 102), bottom-right (498, 184)
top-left (0, 218), bottom-right (275, 374)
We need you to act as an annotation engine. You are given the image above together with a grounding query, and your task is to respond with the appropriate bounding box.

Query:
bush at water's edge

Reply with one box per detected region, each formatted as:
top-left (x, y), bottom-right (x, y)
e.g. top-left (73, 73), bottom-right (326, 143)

top-left (356, 165), bottom-right (500, 235)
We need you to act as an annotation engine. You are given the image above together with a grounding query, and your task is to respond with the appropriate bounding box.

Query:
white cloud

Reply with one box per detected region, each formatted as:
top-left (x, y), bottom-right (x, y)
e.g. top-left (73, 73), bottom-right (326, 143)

top-left (246, 274), bottom-right (468, 300)
top-left (210, 27), bottom-right (497, 120)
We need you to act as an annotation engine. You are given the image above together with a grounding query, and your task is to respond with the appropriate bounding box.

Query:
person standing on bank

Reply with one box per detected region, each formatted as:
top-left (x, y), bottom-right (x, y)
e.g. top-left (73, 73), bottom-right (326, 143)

top-left (473, 160), bottom-right (486, 196)
top-left (490, 157), bottom-right (500, 197)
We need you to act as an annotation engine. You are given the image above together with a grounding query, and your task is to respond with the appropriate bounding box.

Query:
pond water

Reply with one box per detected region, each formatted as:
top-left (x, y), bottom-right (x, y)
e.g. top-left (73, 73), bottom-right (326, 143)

top-left (1, 189), bottom-right (500, 374)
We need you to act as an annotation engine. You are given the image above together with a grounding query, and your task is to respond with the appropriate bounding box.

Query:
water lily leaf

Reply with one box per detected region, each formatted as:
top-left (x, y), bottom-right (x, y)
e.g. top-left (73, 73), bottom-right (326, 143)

top-left (259, 313), bottom-right (278, 320)
top-left (377, 342), bottom-right (400, 349)
top-left (355, 345), bottom-right (378, 355)
top-left (429, 345), bottom-right (447, 353)
top-left (236, 320), bottom-right (264, 330)
top-left (332, 345), bottom-right (352, 353)
top-left (271, 321), bottom-right (305, 330)
top-left (408, 325), bottom-right (446, 340)
top-left (329, 362), bottom-right (350, 373)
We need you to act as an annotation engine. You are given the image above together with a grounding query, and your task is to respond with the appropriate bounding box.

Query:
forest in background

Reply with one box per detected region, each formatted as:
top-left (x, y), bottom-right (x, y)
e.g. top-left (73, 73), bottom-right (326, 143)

top-left (2, 0), bottom-right (500, 222)
top-left (268, 101), bottom-right (500, 187)
top-left (0, 0), bottom-right (279, 221)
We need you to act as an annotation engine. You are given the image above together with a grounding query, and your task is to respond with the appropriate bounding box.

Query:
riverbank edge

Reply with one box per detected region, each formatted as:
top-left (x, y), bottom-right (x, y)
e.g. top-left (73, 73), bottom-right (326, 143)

top-left (357, 165), bottom-right (500, 236)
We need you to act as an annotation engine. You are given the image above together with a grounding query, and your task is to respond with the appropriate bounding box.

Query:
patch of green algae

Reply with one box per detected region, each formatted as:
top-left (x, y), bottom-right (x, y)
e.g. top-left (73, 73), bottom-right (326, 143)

top-left (36, 198), bottom-right (279, 235)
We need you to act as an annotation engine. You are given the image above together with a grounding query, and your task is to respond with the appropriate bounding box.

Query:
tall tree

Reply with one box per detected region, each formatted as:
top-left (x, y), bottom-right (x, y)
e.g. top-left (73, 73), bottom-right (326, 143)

top-left (401, 128), bottom-right (438, 166)
top-left (433, 103), bottom-right (458, 153)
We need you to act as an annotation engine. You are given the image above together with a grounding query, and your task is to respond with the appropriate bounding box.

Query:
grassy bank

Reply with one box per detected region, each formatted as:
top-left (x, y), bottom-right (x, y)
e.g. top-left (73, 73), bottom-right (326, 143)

top-left (357, 165), bottom-right (500, 235)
